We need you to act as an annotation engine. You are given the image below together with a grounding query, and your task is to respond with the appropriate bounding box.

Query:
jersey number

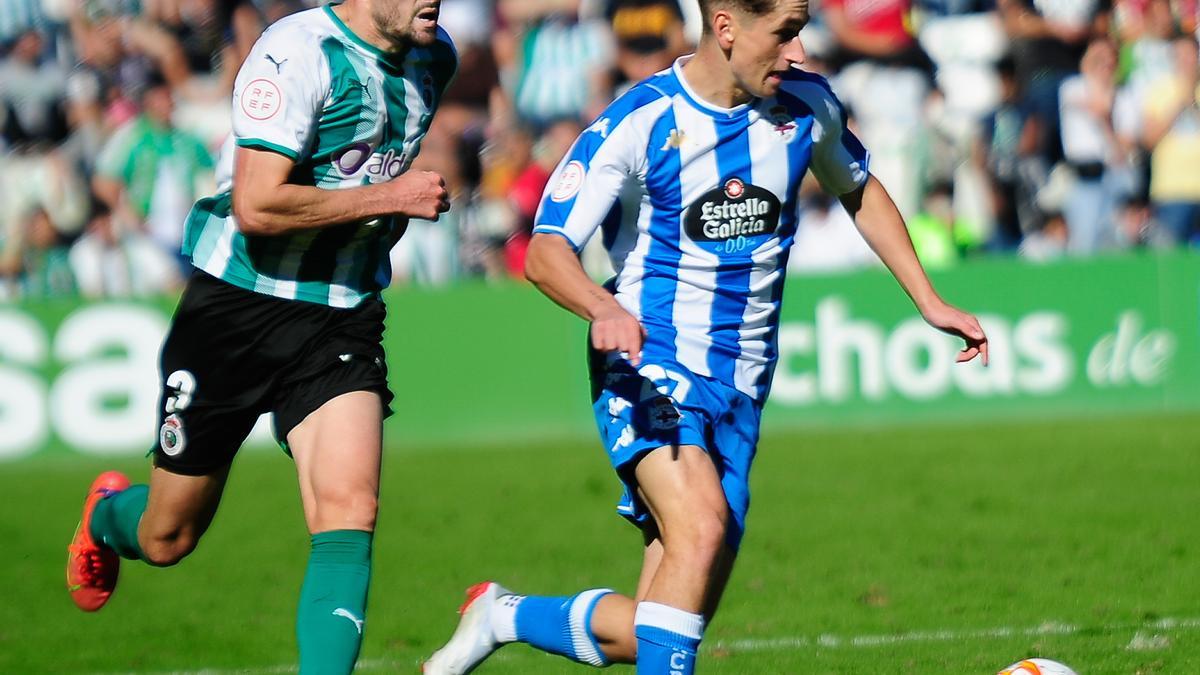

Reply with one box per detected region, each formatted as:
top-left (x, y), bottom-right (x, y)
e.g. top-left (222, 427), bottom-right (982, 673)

top-left (637, 364), bottom-right (690, 403)
top-left (164, 370), bottom-right (197, 413)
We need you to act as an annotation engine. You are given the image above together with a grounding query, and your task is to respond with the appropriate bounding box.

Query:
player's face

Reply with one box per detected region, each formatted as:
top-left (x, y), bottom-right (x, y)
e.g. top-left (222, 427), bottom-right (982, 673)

top-left (372, 0), bottom-right (440, 47)
top-left (730, 0), bottom-right (808, 98)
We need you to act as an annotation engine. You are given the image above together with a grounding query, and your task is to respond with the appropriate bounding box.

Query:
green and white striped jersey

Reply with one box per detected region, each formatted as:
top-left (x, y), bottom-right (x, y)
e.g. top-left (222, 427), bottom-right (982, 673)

top-left (183, 4), bottom-right (457, 307)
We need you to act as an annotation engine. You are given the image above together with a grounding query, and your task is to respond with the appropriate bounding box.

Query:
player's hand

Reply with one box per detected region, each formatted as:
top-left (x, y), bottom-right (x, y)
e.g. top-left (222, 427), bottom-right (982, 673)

top-left (591, 304), bottom-right (646, 366)
top-left (390, 171), bottom-right (450, 220)
top-left (921, 301), bottom-right (989, 366)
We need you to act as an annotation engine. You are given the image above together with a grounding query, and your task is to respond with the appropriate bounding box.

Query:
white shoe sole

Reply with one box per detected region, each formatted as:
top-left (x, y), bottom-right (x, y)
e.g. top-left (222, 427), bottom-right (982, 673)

top-left (422, 581), bottom-right (510, 675)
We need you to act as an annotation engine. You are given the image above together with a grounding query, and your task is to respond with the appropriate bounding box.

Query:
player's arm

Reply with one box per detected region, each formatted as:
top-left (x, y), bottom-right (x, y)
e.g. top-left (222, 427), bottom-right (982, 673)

top-left (803, 76), bottom-right (987, 365)
top-left (525, 99), bottom-right (654, 365)
top-left (839, 176), bottom-right (989, 365)
top-left (231, 146), bottom-right (447, 236)
top-left (525, 233), bottom-right (645, 365)
top-left (227, 25), bottom-right (446, 236)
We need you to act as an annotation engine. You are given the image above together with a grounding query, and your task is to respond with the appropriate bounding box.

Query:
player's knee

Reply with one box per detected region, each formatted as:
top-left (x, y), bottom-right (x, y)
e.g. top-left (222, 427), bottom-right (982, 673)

top-left (692, 510), bottom-right (729, 555)
top-left (668, 508), bottom-right (728, 566)
top-left (312, 488), bottom-right (378, 532)
top-left (140, 529), bottom-right (200, 567)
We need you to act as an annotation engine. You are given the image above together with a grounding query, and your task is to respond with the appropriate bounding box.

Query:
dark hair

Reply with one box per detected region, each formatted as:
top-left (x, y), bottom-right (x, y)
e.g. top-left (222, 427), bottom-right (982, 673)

top-left (927, 181), bottom-right (954, 199)
top-left (1120, 194), bottom-right (1150, 209)
top-left (995, 54), bottom-right (1016, 78)
top-left (697, 0), bottom-right (778, 31)
top-left (88, 192), bottom-right (112, 219)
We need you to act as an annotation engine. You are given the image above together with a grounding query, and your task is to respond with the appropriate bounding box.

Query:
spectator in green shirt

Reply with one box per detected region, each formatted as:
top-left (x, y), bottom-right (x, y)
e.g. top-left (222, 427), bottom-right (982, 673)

top-left (92, 73), bottom-right (213, 274)
top-left (908, 182), bottom-right (963, 269)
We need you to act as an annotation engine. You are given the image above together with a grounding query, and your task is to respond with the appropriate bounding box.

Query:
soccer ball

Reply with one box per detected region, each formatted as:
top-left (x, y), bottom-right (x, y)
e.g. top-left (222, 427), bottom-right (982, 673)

top-left (997, 658), bottom-right (1079, 675)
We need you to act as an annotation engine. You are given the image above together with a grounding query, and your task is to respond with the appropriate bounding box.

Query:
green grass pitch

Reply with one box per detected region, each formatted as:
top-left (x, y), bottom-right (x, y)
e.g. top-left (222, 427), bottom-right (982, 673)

top-left (5, 412), bottom-right (1198, 674)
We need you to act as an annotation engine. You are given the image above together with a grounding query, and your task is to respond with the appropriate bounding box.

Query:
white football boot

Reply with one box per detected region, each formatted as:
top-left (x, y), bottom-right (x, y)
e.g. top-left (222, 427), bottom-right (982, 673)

top-left (422, 581), bottom-right (512, 674)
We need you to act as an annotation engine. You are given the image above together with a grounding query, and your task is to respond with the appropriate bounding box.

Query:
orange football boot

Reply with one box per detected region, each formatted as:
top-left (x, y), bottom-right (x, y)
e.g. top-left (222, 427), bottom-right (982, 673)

top-left (67, 471), bottom-right (131, 611)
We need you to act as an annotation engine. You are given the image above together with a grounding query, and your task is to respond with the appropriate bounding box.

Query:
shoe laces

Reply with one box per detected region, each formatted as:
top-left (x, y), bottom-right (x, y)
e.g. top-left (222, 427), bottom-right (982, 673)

top-left (68, 543), bottom-right (104, 584)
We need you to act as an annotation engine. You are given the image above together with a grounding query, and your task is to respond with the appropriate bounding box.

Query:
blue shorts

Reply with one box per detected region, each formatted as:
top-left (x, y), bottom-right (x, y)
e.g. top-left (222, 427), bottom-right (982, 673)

top-left (588, 350), bottom-right (762, 551)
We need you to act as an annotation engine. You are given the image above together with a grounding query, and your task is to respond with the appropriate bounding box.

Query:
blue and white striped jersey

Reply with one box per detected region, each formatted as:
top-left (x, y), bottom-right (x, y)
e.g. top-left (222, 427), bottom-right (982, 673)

top-left (533, 57), bottom-right (870, 401)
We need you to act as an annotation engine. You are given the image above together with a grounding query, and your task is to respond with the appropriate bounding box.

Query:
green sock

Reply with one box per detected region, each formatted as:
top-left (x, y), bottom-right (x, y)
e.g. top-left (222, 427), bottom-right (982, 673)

top-left (89, 484), bottom-right (148, 561)
top-left (297, 529), bottom-right (373, 674)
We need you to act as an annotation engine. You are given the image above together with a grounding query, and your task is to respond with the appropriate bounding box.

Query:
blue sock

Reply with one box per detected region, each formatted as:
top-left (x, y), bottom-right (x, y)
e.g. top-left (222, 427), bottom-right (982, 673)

top-left (634, 602), bottom-right (704, 675)
top-left (505, 589), bottom-right (612, 666)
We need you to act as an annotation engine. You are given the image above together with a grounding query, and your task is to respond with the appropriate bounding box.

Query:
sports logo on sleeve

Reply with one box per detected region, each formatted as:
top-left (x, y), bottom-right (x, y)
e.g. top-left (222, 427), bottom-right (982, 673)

top-left (551, 160), bottom-right (586, 202)
top-left (586, 117), bottom-right (610, 139)
top-left (684, 178), bottom-right (781, 254)
top-left (241, 78), bottom-right (283, 121)
top-left (264, 54), bottom-right (288, 74)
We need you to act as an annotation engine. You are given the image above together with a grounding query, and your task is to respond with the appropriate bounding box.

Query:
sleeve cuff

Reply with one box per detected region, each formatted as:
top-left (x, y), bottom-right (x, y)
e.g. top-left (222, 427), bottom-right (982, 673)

top-left (835, 153), bottom-right (872, 197)
top-left (236, 138), bottom-right (300, 160)
top-left (532, 227), bottom-right (582, 252)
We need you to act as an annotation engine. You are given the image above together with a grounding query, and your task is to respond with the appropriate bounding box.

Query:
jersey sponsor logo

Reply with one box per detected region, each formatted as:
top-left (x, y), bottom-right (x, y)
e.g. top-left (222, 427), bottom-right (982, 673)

top-left (551, 160), bottom-right (586, 202)
top-left (332, 144), bottom-right (409, 179)
top-left (333, 142), bottom-right (374, 175)
top-left (365, 147), bottom-right (409, 180)
top-left (159, 413), bottom-right (186, 456)
top-left (241, 78), bottom-right (283, 121)
top-left (685, 178), bottom-right (781, 252)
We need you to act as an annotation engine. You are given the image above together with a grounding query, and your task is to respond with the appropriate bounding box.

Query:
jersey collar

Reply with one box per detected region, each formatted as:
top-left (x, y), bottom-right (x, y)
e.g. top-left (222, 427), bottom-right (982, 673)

top-left (671, 55), bottom-right (754, 120)
top-left (323, 3), bottom-right (409, 67)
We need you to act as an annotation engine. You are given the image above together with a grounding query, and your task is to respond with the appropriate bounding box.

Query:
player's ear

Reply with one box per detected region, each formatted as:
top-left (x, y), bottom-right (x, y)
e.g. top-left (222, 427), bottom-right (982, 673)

top-left (712, 9), bottom-right (736, 48)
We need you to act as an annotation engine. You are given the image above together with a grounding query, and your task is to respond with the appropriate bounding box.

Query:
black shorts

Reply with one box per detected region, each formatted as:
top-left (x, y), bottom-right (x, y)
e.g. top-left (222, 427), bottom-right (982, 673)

top-left (152, 270), bottom-right (394, 475)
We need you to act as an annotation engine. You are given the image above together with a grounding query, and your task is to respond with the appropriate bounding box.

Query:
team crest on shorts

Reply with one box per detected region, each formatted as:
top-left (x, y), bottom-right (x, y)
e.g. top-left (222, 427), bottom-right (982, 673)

top-left (648, 396), bottom-right (681, 430)
top-left (160, 414), bottom-right (187, 456)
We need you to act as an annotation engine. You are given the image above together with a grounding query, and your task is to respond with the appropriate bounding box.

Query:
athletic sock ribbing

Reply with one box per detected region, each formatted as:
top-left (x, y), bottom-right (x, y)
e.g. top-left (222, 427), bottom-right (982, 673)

top-left (634, 602), bottom-right (704, 675)
top-left (508, 589), bottom-right (613, 666)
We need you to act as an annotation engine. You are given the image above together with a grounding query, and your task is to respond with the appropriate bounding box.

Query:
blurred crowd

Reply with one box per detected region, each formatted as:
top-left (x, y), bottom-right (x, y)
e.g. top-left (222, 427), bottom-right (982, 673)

top-left (1, 0), bottom-right (1198, 298)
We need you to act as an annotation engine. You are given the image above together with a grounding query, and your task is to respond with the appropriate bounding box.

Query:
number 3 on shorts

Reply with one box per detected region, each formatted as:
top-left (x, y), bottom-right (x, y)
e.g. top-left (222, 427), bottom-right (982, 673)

top-left (165, 370), bottom-right (197, 413)
top-left (636, 364), bottom-right (690, 403)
